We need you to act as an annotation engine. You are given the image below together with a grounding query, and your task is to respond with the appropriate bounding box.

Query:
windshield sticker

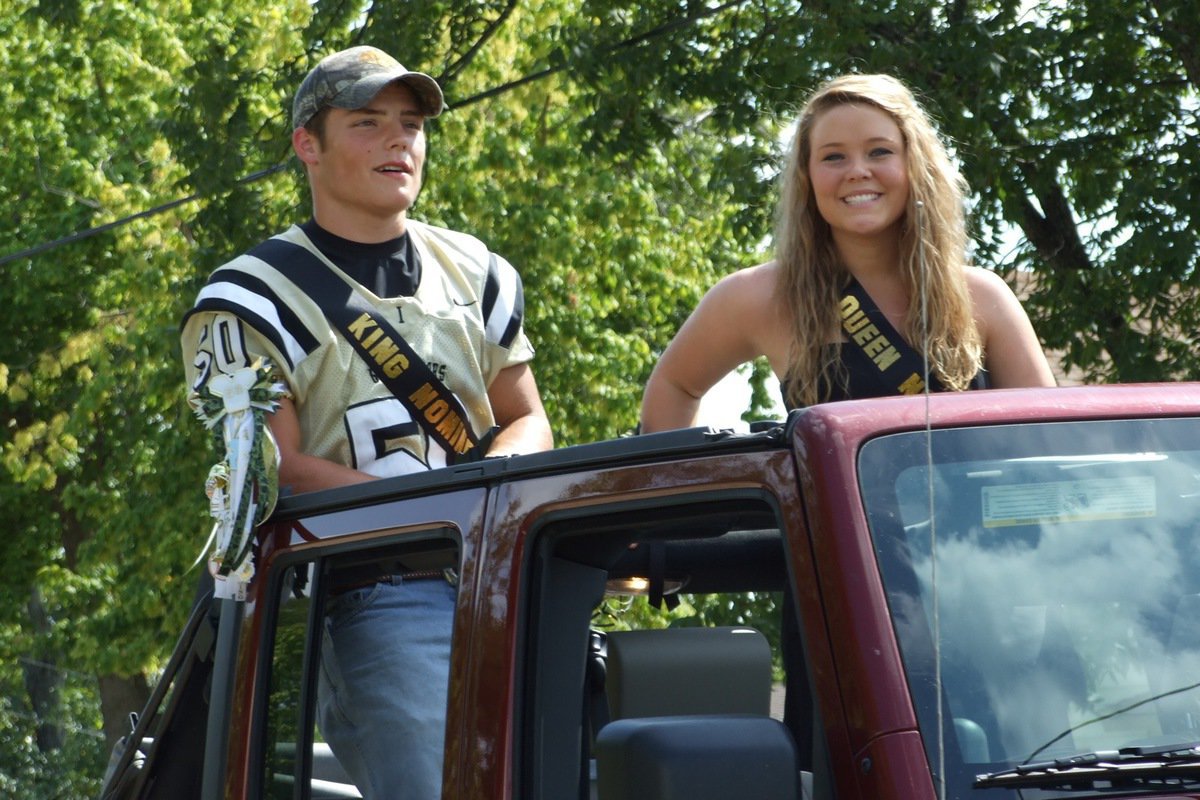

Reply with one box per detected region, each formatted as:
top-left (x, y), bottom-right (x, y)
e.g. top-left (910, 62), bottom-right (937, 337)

top-left (982, 476), bottom-right (1156, 528)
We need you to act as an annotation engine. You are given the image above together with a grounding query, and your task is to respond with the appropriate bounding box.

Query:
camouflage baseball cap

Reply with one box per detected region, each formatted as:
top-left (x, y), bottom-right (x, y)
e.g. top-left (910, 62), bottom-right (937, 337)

top-left (292, 45), bottom-right (445, 129)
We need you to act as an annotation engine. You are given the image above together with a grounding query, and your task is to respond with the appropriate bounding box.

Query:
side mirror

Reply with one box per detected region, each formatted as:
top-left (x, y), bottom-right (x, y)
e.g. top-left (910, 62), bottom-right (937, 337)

top-left (595, 715), bottom-right (799, 800)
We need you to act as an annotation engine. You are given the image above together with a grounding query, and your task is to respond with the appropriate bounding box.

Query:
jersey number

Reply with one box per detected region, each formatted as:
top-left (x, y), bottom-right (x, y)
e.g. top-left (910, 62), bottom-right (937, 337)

top-left (344, 398), bottom-right (447, 476)
top-left (193, 317), bottom-right (251, 388)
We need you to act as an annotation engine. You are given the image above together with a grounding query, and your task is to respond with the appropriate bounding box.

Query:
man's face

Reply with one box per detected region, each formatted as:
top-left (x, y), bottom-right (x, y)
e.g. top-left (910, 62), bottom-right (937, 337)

top-left (300, 82), bottom-right (427, 233)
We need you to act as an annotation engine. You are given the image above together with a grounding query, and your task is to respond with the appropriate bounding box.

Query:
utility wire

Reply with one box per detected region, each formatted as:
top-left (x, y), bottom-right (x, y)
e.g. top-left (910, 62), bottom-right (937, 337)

top-left (4, 705), bottom-right (108, 740)
top-left (0, 164), bottom-right (288, 268)
top-left (0, 0), bottom-right (749, 269)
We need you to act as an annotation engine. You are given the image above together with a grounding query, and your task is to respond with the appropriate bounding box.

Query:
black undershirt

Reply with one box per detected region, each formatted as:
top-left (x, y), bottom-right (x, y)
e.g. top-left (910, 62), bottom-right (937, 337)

top-left (301, 219), bottom-right (422, 298)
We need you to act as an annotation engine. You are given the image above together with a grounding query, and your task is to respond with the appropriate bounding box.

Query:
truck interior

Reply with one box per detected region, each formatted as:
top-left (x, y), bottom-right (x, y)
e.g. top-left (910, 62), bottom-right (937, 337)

top-left (520, 494), bottom-right (822, 800)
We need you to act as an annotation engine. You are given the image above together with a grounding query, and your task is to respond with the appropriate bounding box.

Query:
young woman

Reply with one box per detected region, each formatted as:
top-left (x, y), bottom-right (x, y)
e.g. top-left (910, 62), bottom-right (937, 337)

top-left (641, 73), bottom-right (1054, 431)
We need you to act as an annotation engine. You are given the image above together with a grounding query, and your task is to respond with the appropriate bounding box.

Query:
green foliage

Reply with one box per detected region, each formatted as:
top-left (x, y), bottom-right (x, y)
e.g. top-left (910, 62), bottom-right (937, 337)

top-left (0, 0), bottom-right (309, 793)
top-left (0, 619), bottom-right (107, 798)
top-left (1, 0), bottom-right (1196, 790)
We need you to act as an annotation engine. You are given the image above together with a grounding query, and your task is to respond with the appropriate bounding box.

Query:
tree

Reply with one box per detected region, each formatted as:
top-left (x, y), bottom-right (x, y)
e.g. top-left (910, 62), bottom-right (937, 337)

top-left (0, 0), bottom-right (309, 793)
top-left (1, 0), bottom-right (748, 791)
top-left (563, 0), bottom-right (1199, 382)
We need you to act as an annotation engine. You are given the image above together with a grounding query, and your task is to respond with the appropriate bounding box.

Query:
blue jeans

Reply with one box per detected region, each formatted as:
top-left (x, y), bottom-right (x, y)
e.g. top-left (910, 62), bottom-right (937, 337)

top-left (318, 577), bottom-right (456, 799)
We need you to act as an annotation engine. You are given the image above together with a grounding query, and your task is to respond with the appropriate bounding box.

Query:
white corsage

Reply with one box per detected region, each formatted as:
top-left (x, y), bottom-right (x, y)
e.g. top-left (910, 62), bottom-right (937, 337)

top-left (189, 357), bottom-right (286, 600)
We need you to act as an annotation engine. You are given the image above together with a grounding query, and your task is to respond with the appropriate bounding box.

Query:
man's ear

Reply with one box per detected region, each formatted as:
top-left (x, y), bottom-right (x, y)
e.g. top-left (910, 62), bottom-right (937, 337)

top-left (292, 127), bottom-right (320, 165)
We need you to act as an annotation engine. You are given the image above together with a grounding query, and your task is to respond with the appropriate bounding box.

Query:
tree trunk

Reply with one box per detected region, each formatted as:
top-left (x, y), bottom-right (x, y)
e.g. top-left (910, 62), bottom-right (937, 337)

top-left (1152, 0), bottom-right (1200, 88)
top-left (99, 673), bottom-right (152, 751)
top-left (24, 588), bottom-right (65, 753)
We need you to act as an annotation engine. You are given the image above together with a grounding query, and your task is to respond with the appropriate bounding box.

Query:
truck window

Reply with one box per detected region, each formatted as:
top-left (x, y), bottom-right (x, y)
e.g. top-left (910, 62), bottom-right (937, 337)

top-left (518, 494), bottom-right (822, 800)
top-left (259, 563), bottom-right (318, 799)
top-left (256, 532), bottom-right (461, 800)
top-left (861, 416), bottom-right (1200, 800)
top-left (99, 587), bottom-right (217, 800)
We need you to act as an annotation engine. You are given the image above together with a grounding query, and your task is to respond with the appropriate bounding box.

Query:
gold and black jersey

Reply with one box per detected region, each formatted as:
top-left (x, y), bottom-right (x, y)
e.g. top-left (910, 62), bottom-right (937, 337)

top-left (180, 221), bottom-right (534, 477)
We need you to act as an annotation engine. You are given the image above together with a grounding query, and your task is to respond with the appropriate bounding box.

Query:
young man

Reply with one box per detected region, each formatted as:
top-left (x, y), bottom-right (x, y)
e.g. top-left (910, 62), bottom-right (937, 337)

top-left (181, 45), bottom-right (553, 799)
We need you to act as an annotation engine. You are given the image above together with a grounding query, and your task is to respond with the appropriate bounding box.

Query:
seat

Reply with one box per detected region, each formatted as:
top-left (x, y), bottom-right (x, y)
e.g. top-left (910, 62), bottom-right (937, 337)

top-left (595, 626), bottom-right (797, 800)
top-left (603, 626), bottom-right (773, 721)
top-left (595, 715), bottom-right (799, 800)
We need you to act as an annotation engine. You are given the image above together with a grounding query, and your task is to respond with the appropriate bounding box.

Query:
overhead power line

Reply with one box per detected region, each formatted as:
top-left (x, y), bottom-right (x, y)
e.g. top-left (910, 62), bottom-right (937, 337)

top-left (0, 164), bottom-right (289, 268)
top-left (0, 0), bottom-right (749, 268)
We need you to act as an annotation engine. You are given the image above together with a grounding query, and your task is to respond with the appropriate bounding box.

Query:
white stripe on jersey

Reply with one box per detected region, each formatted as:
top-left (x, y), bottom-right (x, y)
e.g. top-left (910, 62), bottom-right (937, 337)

top-left (486, 257), bottom-right (520, 345)
top-left (195, 282), bottom-right (309, 370)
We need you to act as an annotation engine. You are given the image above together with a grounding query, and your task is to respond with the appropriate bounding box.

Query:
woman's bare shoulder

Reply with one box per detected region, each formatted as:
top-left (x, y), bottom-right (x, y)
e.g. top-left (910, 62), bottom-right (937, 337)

top-left (708, 260), bottom-right (781, 305)
top-left (964, 266), bottom-right (1027, 324)
top-left (699, 261), bottom-right (790, 373)
top-left (964, 265), bottom-right (1017, 300)
top-left (964, 267), bottom-right (1055, 388)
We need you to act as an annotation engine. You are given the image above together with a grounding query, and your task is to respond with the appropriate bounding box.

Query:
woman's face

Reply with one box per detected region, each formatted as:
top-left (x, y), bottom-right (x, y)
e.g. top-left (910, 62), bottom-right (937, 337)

top-left (807, 102), bottom-right (909, 243)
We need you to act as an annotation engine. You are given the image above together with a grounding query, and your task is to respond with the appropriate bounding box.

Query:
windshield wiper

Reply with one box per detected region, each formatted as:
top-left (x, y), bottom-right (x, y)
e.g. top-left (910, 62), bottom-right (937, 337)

top-left (975, 743), bottom-right (1200, 790)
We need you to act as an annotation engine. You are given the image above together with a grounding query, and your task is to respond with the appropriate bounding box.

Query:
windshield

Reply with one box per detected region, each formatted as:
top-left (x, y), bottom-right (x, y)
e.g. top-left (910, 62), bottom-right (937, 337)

top-left (860, 417), bottom-right (1200, 799)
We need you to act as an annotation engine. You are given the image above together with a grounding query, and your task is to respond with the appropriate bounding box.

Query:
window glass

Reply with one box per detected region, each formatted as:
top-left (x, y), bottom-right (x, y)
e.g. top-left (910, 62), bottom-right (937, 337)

top-left (862, 417), bottom-right (1200, 798)
top-left (101, 589), bottom-right (216, 800)
top-left (259, 565), bottom-right (320, 800)
top-left (257, 534), bottom-right (461, 800)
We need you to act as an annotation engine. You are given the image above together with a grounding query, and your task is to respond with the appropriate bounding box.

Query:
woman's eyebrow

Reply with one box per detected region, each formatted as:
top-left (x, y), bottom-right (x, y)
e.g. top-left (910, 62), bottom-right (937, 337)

top-left (816, 135), bottom-right (899, 150)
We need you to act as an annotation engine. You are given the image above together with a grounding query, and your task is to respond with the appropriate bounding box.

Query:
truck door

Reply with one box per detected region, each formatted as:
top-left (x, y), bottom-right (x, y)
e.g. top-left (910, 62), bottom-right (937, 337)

top-left (445, 442), bottom-right (843, 800)
top-left (244, 484), bottom-right (490, 800)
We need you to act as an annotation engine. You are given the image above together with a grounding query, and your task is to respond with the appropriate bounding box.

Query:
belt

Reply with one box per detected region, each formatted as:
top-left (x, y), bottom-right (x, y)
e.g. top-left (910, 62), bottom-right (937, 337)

top-left (328, 566), bottom-right (459, 596)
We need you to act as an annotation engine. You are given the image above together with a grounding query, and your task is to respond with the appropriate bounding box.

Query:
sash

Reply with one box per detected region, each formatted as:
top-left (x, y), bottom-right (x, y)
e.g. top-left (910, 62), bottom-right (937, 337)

top-left (839, 279), bottom-right (946, 396)
top-left (249, 239), bottom-right (495, 464)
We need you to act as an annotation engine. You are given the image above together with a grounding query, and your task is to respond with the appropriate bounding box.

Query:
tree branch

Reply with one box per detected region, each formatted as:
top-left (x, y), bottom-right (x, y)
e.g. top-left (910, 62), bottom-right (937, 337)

top-left (1150, 0), bottom-right (1200, 89)
top-left (441, 0), bottom-right (519, 86)
top-left (948, 0), bottom-right (968, 27)
top-left (1014, 160), bottom-right (1092, 272)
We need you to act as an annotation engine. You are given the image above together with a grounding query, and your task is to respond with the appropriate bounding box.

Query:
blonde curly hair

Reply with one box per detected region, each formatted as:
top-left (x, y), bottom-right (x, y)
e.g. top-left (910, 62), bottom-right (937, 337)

top-left (776, 73), bottom-right (982, 408)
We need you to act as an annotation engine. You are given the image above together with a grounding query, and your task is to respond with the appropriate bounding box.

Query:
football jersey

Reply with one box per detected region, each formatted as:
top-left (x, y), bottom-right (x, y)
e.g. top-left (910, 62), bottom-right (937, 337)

top-left (180, 221), bottom-right (534, 478)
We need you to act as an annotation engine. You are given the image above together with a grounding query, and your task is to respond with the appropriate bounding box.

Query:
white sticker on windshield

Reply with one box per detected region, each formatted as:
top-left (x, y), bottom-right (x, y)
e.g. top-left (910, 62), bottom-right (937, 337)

top-left (982, 476), bottom-right (1156, 528)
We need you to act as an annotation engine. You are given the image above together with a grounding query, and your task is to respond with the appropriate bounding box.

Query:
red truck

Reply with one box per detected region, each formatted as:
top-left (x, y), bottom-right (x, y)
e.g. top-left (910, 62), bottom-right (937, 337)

top-left (101, 383), bottom-right (1200, 800)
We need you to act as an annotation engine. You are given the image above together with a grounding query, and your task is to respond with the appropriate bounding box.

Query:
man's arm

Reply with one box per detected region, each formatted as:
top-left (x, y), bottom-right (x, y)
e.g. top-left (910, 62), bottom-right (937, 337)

top-left (485, 363), bottom-right (553, 457)
top-left (268, 363), bottom-right (552, 490)
top-left (268, 397), bottom-right (378, 493)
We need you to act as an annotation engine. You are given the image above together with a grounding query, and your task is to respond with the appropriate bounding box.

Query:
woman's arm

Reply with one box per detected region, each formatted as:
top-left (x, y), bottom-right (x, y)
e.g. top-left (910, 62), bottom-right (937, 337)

top-left (968, 268), bottom-right (1057, 389)
top-left (641, 264), bottom-right (783, 432)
